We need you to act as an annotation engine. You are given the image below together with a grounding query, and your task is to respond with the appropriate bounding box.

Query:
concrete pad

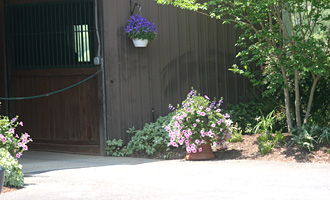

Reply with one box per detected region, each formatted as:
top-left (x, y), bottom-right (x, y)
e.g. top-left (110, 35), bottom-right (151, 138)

top-left (1, 151), bottom-right (330, 200)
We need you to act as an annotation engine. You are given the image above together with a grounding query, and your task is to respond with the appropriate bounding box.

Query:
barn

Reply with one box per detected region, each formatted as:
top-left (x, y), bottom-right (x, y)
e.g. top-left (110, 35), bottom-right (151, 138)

top-left (0, 0), bottom-right (249, 155)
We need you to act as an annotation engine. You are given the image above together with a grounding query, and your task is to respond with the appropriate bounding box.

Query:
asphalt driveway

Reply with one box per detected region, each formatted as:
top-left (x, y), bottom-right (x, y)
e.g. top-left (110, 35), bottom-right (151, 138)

top-left (1, 151), bottom-right (330, 200)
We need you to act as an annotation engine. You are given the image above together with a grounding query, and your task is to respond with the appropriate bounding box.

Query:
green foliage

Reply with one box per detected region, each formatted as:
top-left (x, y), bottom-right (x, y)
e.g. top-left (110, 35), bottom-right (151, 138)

top-left (228, 123), bottom-right (243, 143)
top-left (126, 113), bottom-right (174, 156)
top-left (328, 149), bottom-right (330, 154)
top-left (289, 124), bottom-right (330, 152)
top-left (254, 110), bottom-right (277, 135)
top-left (258, 141), bottom-right (275, 155)
top-left (289, 125), bottom-right (318, 152)
top-left (274, 130), bottom-right (286, 144)
top-left (156, 0), bottom-right (330, 132)
top-left (105, 139), bottom-right (127, 157)
top-left (105, 113), bottom-right (175, 157)
top-left (0, 148), bottom-right (24, 188)
top-left (226, 101), bottom-right (264, 134)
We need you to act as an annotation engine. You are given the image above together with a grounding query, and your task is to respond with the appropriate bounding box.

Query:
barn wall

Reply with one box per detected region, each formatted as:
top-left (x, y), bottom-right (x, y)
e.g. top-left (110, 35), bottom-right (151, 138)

top-left (0, 0), bottom-right (8, 115)
top-left (102, 0), bottom-right (250, 143)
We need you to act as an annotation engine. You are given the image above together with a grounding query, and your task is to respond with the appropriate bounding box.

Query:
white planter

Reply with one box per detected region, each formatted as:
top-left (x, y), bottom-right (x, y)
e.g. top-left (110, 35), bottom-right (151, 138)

top-left (132, 39), bottom-right (148, 47)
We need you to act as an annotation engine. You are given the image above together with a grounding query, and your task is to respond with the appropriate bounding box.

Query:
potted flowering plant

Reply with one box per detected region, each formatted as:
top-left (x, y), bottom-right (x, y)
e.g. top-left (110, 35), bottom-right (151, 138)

top-left (165, 89), bottom-right (233, 160)
top-left (125, 14), bottom-right (157, 47)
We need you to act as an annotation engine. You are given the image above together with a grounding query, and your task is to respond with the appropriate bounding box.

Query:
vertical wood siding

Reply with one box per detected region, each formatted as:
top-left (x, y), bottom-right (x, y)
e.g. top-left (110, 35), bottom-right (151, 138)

top-left (103, 0), bottom-right (251, 143)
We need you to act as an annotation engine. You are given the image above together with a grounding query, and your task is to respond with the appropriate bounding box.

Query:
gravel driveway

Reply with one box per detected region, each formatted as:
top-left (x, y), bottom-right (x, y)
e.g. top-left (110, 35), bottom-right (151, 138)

top-left (1, 151), bottom-right (330, 200)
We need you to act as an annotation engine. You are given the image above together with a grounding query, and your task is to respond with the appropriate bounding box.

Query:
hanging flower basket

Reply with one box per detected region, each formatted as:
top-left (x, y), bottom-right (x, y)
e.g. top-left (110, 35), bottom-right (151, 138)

top-left (125, 14), bottom-right (157, 48)
top-left (132, 39), bottom-right (149, 47)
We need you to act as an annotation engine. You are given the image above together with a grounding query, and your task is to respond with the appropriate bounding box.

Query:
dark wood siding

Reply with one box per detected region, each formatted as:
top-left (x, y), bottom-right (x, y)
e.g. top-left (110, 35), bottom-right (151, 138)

top-left (0, 0), bottom-right (8, 115)
top-left (102, 0), bottom-right (250, 143)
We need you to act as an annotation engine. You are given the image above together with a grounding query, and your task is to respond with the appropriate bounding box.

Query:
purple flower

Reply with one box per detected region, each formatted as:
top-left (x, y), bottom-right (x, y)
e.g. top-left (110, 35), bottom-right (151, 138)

top-left (125, 14), bottom-right (157, 40)
top-left (204, 95), bottom-right (209, 100)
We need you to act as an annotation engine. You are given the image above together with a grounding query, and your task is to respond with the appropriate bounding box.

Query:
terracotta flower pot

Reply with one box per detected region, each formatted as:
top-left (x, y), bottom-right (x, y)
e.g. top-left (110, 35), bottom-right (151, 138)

top-left (0, 166), bottom-right (5, 194)
top-left (185, 139), bottom-right (215, 161)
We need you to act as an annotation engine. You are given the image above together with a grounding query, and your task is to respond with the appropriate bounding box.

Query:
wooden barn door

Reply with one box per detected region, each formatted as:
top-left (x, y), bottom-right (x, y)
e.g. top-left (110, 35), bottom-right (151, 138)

top-left (5, 0), bottom-right (101, 154)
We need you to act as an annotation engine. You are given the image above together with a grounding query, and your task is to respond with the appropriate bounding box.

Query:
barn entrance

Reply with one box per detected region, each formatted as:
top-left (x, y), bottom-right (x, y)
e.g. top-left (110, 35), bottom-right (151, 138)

top-left (3, 0), bottom-right (103, 155)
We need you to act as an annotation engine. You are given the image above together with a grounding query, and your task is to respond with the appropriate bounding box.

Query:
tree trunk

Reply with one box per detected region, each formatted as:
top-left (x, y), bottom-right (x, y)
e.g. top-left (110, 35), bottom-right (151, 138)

top-left (303, 74), bottom-right (320, 124)
top-left (284, 87), bottom-right (293, 134)
top-left (280, 65), bottom-right (293, 134)
top-left (294, 69), bottom-right (302, 129)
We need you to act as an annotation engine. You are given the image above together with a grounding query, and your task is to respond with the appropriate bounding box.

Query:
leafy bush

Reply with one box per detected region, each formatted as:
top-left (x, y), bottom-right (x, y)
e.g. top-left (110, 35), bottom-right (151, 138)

top-left (105, 113), bottom-right (174, 157)
top-left (258, 141), bottom-right (274, 155)
top-left (289, 125), bottom-right (317, 152)
top-left (225, 101), bottom-right (264, 134)
top-left (254, 110), bottom-right (277, 134)
top-left (228, 123), bottom-right (243, 143)
top-left (126, 113), bottom-right (174, 156)
top-left (0, 148), bottom-right (24, 188)
top-left (105, 139), bottom-right (127, 157)
top-left (288, 124), bottom-right (330, 152)
top-left (274, 130), bottom-right (286, 144)
top-left (328, 149), bottom-right (330, 154)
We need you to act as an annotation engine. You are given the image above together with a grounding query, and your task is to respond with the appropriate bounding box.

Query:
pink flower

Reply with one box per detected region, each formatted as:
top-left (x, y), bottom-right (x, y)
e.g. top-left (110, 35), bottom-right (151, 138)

top-left (197, 111), bottom-right (201, 115)
top-left (206, 108), bottom-right (211, 112)
top-left (200, 106), bottom-right (203, 109)
top-left (198, 148), bottom-right (203, 152)
top-left (211, 124), bottom-right (216, 127)
top-left (9, 128), bottom-right (15, 134)
top-left (20, 121), bottom-right (24, 126)
top-left (23, 145), bottom-right (28, 150)
top-left (217, 121), bottom-right (221, 125)
top-left (192, 148), bottom-right (197, 153)
top-left (186, 146), bottom-right (191, 153)
top-left (193, 123), bottom-right (197, 127)
top-left (187, 108), bottom-right (191, 112)
top-left (195, 139), bottom-right (200, 144)
top-left (224, 113), bottom-right (230, 118)
top-left (196, 119), bottom-right (200, 123)
top-left (201, 112), bottom-right (205, 116)
top-left (16, 153), bottom-right (21, 158)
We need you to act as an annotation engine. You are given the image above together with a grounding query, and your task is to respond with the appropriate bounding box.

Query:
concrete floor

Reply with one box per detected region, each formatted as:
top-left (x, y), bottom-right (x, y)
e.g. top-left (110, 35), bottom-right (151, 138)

top-left (1, 151), bottom-right (330, 200)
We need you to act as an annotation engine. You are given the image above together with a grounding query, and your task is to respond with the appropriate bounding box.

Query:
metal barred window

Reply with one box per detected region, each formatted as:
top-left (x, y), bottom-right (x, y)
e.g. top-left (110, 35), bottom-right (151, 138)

top-left (6, 0), bottom-right (96, 69)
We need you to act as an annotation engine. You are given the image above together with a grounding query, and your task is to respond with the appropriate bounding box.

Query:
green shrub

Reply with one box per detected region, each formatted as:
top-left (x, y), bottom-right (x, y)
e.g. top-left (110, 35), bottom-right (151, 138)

top-left (274, 130), bottom-right (286, 144)
top-left (0, 148), bottom-right (24, 188)
top-left (105, 113), bottom-right (175, 157)
top-left (126, 113), bottom-right (174, 156)
top-left (328, 149), bottom-right (330, 154)
top-left (289, 126), bottom-right (317, 152)
top-left (228, 123), bottom-right (243, 143)
top-left (225, 101), bottom-right (264, 134)
top-left (258, 141), bottom-right (274, 155)
top-left (105, 139), bottom-right (127, 157)
top-left (254, 110), bottom-right (277, 134)
top-left (288, 124), bottom-right (330, 152)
